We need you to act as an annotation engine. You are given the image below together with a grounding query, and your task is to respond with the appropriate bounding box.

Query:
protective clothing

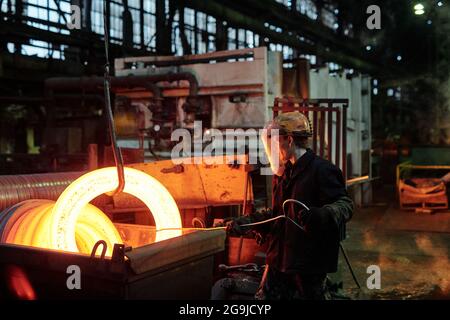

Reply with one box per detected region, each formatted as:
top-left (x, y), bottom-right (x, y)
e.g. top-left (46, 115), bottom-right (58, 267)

top-left (261, 124), bottom-right (284, 176)
top-left (271, 111), bottom-right (313, 137)
top-left (261, 112), bottom-right (312, 176)
top-left (231, 149), bottom-right (353, 299)
top-left (255, 266), bottom-right (328, 300)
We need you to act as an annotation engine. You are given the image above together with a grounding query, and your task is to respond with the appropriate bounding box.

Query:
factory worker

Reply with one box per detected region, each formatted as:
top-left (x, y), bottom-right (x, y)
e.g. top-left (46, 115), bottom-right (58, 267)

top-left (227, 111), bottom-right (353, 300)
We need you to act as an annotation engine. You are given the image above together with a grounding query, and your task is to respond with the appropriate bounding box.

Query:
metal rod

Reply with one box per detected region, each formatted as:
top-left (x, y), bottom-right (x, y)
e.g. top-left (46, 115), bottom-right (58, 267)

top-left (90, 240), bottom-right (107, 259)
top-left (340, 243), bottom-right (361, 289)
top-left (319, 109), bottom-right (325, 158)
top-left (103, 0), bottom-right (125, 195)
top-left (342, 105), bottom-right (348, 179)
top-left (312, 108), bottom-right (318, 154)
top-left (335, 110), bottom-right (341, 168)
top-left (242, 172), bottom-right (249, 216)
top-left (327, 104), bottom-right (333, 161)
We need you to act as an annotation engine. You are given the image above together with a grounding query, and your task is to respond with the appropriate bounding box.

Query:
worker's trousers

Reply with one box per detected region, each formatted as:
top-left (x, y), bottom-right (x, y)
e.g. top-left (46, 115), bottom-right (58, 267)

top-left (255, 266), bottom-right (328, 300)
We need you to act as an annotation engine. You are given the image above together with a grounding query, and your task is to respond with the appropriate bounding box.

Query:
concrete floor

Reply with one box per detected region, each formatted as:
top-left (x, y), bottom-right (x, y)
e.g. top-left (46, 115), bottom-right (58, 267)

top-left (332, 186), bottom-right (450, 300)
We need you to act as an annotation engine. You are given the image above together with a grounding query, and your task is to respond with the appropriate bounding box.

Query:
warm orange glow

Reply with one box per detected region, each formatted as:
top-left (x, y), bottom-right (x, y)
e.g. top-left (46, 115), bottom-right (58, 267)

top-left (5, 265), bottom-right (37, 300)
top-left (0, 167), bottom-right (182, 256)
top-left (1, 200), bottom-right (121, 256)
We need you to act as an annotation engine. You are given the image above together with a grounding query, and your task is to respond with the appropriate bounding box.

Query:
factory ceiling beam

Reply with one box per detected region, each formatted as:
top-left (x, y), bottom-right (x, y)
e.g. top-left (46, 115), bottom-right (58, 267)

top-left (181, 0), bottom-right (377, 73)
top-left (219, 0), bottom-right (363, 58)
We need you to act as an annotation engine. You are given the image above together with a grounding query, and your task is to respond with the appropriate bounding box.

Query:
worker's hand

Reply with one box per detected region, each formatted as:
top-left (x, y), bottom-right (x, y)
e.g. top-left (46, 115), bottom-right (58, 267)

top-left (225, 218), bottom-right (250, 236)
top-left (225, 219), bottom-right (242, 235)
top-left (304, 207), bottom-right (334, 232)
top-left (213, 218), bottom-right (244, 235)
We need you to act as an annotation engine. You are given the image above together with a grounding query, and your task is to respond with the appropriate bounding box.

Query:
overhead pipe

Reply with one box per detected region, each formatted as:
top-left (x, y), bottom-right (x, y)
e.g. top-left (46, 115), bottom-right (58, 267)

top-left (44, 73), bottom-right (199, 98)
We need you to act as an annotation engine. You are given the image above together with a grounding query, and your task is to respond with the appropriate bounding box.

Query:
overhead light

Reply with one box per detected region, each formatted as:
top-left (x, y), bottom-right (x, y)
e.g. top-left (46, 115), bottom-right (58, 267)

top-left (387, 88), bottom-right (394, 97)
top-left (397, 55), bottom-right (402, 61)
top-left (366, 45), bottom-right (372, 51)
top-left (414, 3), bottom-right (425, 14)
top-left (437, 1), bottom-right (443, 7)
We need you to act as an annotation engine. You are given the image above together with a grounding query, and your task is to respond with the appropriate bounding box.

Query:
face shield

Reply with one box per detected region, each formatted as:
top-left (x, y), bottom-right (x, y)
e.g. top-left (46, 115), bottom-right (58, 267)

top-left (261, 124), bottom-right (285, 176)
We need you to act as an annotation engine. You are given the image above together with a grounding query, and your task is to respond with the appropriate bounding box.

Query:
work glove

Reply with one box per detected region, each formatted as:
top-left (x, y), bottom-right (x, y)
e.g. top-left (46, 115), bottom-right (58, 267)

top-left (304, 207), bottom-right (334, 232)
top-left (213, 217), bottom-right (249, 235)
top-left (224, 216), bottom-right (254, 236)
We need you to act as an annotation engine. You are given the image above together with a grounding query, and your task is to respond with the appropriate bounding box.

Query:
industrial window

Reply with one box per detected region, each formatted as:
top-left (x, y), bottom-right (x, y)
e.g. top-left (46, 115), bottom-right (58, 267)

top-left (172, 11), bottom-right (183, 56)
top-left (91, 0), bottom-right (124, 44)
top-left (206, 15), bottom-right (216, 52)
top-left (328, 62), bottom-right (342, 73)
top-left (2, 0), bottom-right (157, 58)
top-left (186, 8), bottom-right (196, 53)
top-left (228, 28), bottom-right (237, 50)
top-left (321, 4), bottom-right (339, 30)
top-left (3, 0), bottom-right (72, 59)
top-left (246, 30), bottom-right (256, 48)
top-left (90, 0), bottom-right (157, 49)
top-left (24, 0), bottom-right (71, 34)
top-left (171, 8), bottom-right (216, 55)
top-left (276, 0), bottom-right (292, 8)
top-left (91, 0), bottom-right (105, 35)
top-left (300, 54), bottom-right (317, 65)
top-left (128, 0), bottom-right (143, 48)
top-left (143, 1), bottom-right (157, 49)
top-left (227, 27), bottom-right (258, 51)
top-left (109, 1), bottom-right (123, 43)
top-left (196, 11), bottom-right (207, 53)
top-left (0, 0), bottom-right (16, 14)
top-left (296, 0), bottom-right (318, 20)
top-left (283, 46), bottom-right (294, 60)
top-left (195, 11), bottom-right (216, 54)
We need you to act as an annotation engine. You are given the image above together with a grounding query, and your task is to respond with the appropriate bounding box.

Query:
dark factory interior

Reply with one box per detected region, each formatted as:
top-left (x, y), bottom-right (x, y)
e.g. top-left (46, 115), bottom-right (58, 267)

top-left (0, 0), bottom-right (449, 303)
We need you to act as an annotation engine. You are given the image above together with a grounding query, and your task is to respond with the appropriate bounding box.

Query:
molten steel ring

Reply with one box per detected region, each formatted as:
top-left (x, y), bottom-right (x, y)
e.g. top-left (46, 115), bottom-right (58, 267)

top-left (0, 167), bottom-right (182, 256)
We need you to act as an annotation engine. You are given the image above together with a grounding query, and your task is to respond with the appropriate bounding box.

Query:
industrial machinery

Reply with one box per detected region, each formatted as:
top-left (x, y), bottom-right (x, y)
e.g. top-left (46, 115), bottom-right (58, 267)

top-left (0, 155), bottom-right (254, 299)
top-left (0, 47), bottom-right (373, 299)
top-left (37, 47), bottom-right (371, 204)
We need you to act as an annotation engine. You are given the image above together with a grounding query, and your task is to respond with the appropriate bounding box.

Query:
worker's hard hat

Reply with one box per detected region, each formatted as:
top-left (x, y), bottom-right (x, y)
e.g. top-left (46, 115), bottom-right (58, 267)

top-left (264, 111), bottom-right (312, 138)
top-left (260, 112), bottom-right (312, 176)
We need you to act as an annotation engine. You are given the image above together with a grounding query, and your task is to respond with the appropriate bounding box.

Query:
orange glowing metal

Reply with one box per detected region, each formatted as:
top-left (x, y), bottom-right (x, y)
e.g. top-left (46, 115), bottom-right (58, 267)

top-left (0, 167), bottom-right (182, 256)
top-left (2, 200), bottom-right (122, 257)
top-left (51, 167), bottom-right (182, 252)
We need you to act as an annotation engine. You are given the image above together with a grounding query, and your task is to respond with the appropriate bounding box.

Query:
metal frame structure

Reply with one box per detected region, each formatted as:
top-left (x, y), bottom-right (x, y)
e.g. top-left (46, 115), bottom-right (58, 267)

top-left (272, 96), bottom-right (349, 179)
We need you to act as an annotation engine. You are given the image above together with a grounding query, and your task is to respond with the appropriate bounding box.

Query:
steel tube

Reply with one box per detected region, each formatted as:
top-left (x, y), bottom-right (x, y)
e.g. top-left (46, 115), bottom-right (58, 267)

top-left (0, 172), bottom-right (83, 211)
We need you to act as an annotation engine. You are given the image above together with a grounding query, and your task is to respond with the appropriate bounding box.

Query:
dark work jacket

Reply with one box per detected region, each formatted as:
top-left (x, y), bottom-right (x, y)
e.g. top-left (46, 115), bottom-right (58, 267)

top-left (247, 149), bottom-right (353, 274)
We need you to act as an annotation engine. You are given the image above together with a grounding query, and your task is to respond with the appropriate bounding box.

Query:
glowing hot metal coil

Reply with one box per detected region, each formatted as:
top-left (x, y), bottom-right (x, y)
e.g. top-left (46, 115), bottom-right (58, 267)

top-left (0, 200), bottom-right (122, 257)
top-left (0, 167), bottom-right (182, 256)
